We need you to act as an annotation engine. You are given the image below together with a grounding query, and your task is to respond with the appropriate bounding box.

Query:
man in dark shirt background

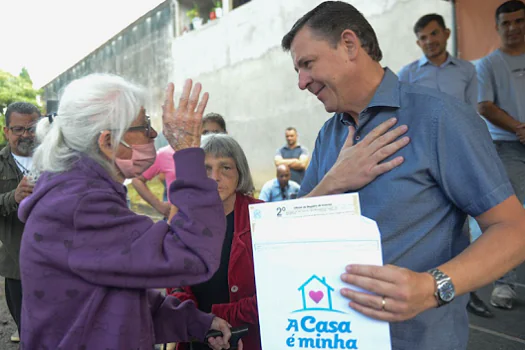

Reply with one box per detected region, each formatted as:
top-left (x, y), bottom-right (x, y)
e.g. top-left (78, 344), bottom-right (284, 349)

top-left (274, 127), bottom-right (309, 185)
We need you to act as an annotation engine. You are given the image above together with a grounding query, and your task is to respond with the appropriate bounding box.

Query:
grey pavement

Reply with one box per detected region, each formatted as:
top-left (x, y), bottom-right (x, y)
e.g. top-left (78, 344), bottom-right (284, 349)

top-left (467, 217), bottom-right (525, 350)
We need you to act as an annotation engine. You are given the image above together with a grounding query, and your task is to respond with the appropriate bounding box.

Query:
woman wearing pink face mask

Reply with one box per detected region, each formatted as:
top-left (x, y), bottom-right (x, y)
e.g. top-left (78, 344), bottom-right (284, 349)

top-left (17, 74), bottom-right (240, 350)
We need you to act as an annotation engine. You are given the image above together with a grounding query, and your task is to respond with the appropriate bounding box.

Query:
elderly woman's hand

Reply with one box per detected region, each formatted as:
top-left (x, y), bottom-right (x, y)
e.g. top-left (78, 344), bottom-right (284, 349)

top-left (207, 317), bottom-right (232, 350)
top-left (162, 79), bottom-right (209, 151)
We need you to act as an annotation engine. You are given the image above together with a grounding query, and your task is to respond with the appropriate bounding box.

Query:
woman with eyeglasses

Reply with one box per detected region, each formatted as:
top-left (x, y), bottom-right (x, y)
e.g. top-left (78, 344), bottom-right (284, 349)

top-left (17, 74), bottom-right (239, 350)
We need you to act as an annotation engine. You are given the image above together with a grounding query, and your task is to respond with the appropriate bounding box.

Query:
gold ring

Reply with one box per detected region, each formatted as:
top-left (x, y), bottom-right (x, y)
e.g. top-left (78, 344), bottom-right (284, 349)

top-left (381, 296), bottom-right (386, 311)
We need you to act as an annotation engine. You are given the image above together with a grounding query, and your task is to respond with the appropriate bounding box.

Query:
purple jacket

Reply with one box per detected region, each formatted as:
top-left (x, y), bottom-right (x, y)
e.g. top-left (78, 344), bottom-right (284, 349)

top-left (18, 148), bottom-right (226, 349)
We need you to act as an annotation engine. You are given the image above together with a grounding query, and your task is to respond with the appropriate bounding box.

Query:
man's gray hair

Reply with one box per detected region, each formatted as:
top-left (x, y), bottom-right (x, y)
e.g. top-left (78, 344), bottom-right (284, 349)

top-left (32, 74), bottom-right (145, 176)
top-left (201, 134), bottom-right (255, 196)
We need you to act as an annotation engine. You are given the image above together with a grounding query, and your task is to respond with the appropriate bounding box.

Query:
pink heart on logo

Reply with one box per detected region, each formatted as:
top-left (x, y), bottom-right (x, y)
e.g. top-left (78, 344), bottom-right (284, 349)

top-left (309, 290), bottom-right (324, 304)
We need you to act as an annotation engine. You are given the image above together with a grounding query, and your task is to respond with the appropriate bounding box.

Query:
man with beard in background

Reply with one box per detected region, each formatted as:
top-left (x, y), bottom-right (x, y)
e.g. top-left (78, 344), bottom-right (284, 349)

top-left (0, 102), bottom-right (40, 343)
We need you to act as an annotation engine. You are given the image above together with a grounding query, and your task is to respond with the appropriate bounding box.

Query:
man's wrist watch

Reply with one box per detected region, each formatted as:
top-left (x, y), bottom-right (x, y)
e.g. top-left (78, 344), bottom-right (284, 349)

top-left (427, 268), bottom-right (455, 307)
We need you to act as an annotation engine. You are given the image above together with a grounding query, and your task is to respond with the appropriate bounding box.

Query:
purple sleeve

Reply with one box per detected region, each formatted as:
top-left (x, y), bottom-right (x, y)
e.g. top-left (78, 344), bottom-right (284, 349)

top-left (147, 289), bottom-right (213, 344)
top-left (69, 148), bottom-right (226, 289)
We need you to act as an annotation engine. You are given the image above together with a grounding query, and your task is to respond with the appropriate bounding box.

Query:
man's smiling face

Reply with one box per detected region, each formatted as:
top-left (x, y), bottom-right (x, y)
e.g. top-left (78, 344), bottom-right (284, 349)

top-left (291, 26), bottom-right (356, 113)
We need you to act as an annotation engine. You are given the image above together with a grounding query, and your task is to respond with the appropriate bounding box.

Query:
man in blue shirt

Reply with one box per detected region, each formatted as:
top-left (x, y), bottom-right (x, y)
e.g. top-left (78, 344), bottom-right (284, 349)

top-left (281, 2), bottom-right (525, 349)
top-left (259, 164), bottom-right (300, 202)
top-left (399, 14), bottom-right (491, 318)
top-left (398, 14), bottom-right (478, 111)
top-left (477, 0), bottom-right (525, 310)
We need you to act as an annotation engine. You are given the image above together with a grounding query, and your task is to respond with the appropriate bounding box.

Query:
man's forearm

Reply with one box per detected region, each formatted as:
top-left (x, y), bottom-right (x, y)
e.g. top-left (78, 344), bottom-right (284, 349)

top-left (438, 198), bottom-right (525, 296)
top-left (275, 158), bottom-right (296, 166)
top-left (289, 160), bottom-right (305, 171)
top-left (304, 172), bottom-right (341, 198)
top-left (478, 102), bottom-right (521, 133)
top-left (276, 158), bottom-right (305, 170)
top-left (131, 179), bottom-right (164, 211)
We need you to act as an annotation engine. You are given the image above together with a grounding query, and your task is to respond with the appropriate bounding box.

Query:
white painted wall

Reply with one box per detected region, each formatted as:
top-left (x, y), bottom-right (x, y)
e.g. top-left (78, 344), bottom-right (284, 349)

top-left (169, 0), bottom-right (454, 190)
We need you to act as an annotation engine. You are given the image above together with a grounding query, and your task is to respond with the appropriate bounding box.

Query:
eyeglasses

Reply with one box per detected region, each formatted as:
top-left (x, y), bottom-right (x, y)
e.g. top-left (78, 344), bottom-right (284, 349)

top-left (126, 115), bottom-right (152, 138)
top-left (9, 126), bottom-right (36, 136)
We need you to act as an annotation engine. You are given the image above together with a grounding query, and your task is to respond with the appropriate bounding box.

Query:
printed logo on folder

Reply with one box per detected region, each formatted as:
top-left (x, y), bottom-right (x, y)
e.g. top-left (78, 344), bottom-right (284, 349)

top-left (285, 274), bottom-right (358, 349)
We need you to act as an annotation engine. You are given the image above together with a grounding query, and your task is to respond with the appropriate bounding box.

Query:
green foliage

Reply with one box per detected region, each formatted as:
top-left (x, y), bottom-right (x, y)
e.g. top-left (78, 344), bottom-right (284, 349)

top-left (19, 67), bottom-right (33, 85)
top-left (0, 68), bottom-right (42, 147)
top-left (186, 3), bottom-right (200, 19)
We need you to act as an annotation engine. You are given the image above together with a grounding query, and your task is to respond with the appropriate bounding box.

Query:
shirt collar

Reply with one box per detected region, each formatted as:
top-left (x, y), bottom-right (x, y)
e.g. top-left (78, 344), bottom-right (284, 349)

top-left (338, 67), bottom-right (401, 125)
top-left (273, 178), bottom-right (289, 190)
top-left (418, 52), bottom-right (457, 68)
top-left (0, 144), bottom-right (11, 159)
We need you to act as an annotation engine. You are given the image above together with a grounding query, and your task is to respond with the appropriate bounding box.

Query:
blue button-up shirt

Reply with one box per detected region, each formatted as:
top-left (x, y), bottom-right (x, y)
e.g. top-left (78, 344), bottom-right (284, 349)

top-left (258, 178), bottom-right (300, 202)
top-left (299, 68), bottom-right (513, 350)
top-left (398, 53), bottom-right (478, 110)
top-left (477, 49), bottom-right (525, 141)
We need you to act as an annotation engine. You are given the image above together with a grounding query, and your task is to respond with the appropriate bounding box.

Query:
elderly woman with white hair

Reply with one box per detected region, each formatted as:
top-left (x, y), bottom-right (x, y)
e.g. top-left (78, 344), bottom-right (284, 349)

top-left (167, 134), bottom-right (263, 350)
top-left (18, 74), bottom-right (237, 350)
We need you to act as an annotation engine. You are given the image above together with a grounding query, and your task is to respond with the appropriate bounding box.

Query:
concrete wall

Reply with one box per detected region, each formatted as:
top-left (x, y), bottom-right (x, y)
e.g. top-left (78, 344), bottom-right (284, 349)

top-left (41, 0), bottom-right (454, 190)
top-left (170, 0), bottom-right (454, 189)
top-left (42, 1), bottom-right (174, 148)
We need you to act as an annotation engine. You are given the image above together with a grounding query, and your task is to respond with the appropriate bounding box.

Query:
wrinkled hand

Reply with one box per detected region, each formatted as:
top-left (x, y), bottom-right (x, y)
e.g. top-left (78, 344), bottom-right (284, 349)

top-left (207, 317), bottom-right (232, 350)
top-left (516, 123), bottom-right (525, 144)
top-left (162, 79), bottom-right (209, 151)
top-left (14, 176), bottom-right (34, 203)
top-left (340, 264), bottom-right (437, 322)
top-left (324, 118), bottom-right (409, 193)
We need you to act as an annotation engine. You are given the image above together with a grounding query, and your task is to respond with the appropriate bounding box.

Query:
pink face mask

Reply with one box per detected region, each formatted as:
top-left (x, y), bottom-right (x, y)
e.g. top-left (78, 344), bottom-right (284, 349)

top-left (115, 142), bottom-right (157, 179)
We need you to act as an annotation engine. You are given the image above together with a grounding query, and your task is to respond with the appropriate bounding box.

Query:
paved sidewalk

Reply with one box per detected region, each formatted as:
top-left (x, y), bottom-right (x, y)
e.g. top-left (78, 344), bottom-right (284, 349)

top-left (467, 262), bottom-right (525, 350)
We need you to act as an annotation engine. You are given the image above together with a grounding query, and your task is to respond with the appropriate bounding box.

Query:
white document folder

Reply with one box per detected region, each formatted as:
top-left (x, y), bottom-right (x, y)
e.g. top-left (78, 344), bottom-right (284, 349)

top-left (249, 193), bottom-right (391, 350)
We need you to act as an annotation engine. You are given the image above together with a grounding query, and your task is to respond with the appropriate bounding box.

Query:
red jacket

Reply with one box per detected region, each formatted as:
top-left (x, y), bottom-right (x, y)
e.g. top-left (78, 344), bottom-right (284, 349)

top-left (167, 192), bottom-right (263, 350)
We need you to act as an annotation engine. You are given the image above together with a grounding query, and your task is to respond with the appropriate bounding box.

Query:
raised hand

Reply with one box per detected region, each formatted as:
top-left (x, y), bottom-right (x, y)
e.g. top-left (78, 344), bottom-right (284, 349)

top-left (162, 79), bottom-right (209, 151)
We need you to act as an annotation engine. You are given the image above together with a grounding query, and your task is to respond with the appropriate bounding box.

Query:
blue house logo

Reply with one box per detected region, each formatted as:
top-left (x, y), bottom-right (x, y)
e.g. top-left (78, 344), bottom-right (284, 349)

top-left (293, 274), bottom-right (345, 314)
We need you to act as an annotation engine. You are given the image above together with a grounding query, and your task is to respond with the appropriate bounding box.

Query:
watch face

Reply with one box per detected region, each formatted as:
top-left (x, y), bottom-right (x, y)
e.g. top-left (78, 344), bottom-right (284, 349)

top-left (439, 282), bottom-right (455, 302)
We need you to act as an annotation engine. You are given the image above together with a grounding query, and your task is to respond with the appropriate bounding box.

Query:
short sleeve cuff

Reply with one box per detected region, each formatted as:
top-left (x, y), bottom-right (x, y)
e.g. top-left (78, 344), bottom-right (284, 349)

top-left (464, 181), bottom-right (514, 217)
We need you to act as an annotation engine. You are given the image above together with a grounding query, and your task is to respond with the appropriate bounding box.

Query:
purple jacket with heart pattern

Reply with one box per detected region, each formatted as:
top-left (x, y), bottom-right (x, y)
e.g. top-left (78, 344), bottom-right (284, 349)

top-left (17, 148), bottom-right (226, 349)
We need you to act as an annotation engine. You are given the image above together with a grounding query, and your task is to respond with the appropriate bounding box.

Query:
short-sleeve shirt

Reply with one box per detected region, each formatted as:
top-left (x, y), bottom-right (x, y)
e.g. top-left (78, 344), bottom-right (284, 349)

top-left (142, 145), bottom-right (176, 203)
top-left (398, 53), bottom-right (478, 110)
top-left (275, 145), bottom-right (309, 184)
top-left (258, 178), bottom-right (300, 202)
top-left (299, 68), bottom-right (513, 350)
top-left (477, 49), bottom-right (525, 141)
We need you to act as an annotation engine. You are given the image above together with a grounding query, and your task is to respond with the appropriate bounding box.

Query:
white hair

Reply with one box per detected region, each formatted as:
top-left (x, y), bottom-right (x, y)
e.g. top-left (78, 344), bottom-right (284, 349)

top-left (32, 74), bottom-right (146, 177)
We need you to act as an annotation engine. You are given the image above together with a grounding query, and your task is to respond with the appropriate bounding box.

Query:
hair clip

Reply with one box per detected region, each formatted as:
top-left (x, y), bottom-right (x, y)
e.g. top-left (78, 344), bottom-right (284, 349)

top-left (47, 112), bottom-right (57, 124)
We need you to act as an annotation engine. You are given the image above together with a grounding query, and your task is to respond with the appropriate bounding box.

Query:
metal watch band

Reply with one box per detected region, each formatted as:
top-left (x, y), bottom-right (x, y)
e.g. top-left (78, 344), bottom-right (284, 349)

top-left (427, 268), bottom-right (455, 307)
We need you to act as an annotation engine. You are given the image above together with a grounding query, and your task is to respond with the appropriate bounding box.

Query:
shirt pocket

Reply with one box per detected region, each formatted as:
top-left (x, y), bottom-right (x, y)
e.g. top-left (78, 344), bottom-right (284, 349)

top-left (0, 172), bottom-right (19, 194)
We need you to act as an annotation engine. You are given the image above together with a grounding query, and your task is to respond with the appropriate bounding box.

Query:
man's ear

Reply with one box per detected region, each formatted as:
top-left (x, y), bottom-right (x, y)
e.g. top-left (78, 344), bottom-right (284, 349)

top-left (98, 131), bottom-right (114, 159)
top-left (341, 29), bottom-right (360, 59)
top-left (444, 28), bottom-right (451, 40)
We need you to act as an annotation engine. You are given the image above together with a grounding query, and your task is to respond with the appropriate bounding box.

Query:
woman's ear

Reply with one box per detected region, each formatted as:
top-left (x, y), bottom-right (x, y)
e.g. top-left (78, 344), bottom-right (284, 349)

top-left (98, 131), bottom-right (114, 160)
